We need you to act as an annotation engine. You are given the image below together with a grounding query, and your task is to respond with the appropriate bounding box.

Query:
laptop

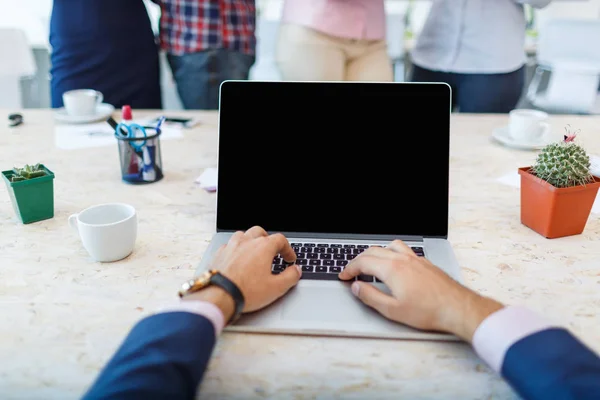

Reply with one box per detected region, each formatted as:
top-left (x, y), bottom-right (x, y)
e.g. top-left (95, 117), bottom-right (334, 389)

top-left (196, 81), bottom-right (461, 340)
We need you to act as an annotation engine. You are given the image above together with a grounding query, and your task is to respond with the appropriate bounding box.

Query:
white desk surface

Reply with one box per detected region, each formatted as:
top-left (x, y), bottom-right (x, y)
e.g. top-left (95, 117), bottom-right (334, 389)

top-left (1, 110), bottom-right (599, 399)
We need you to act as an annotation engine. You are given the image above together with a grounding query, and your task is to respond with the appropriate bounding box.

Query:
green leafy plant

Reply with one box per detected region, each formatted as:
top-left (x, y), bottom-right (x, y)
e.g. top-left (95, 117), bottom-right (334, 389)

top-left (525, 5), bottom-right (538, 38)
top-left (10, 163), bottom-right (47, 182)
top-left (532, 126), bottom-right (593, 188)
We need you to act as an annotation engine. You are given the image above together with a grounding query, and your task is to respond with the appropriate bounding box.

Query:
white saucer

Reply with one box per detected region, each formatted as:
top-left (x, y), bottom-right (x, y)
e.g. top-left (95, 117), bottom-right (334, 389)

top-left (491, 125), bottom-right (550, 151)
top-left (54, 103), bottom-right (115, 124)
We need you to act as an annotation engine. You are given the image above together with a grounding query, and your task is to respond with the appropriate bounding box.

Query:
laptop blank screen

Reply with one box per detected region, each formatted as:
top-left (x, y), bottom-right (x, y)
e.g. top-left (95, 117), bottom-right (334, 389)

top-left (217, 81), bottom-right (450, 238)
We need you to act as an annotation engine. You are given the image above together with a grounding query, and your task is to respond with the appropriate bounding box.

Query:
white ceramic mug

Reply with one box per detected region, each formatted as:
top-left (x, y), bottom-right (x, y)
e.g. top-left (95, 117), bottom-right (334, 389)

top-left (508, 109), bottom-right (551, 143)
top-left (62, 89), bottom-right (103, 117)
top-left (69, 203), bottom-right (137, 262)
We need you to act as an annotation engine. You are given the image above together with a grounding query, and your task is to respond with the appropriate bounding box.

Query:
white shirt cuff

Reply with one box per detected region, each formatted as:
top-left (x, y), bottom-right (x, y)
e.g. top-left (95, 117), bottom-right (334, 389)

top-left (157, 300), bottom-right (226, 338)
top-left (472, 306), bottom-right (557, 372)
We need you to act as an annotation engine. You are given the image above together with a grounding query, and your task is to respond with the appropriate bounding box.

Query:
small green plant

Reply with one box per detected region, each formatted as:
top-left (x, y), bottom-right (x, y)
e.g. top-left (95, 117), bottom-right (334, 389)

top-left (525, 5), bottom-right (537, 38)
top-left (533, 126), bottom-right (593, 188)
top-left (10, 164), bottom-right (47, 182)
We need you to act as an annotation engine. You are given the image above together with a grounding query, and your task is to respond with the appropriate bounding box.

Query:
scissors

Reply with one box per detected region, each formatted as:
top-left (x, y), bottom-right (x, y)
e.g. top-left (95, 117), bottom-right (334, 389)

top-left (115, 122), bottom-right (148, 151)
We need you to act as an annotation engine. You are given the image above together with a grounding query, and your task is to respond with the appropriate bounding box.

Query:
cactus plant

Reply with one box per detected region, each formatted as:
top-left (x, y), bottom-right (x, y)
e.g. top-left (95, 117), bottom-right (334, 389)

top-left (532, 126), bottom-right (593, 188)
top-left (519, 125), bottom-right (600, 238)
top-left (10, 163), bottom-right (47, 182)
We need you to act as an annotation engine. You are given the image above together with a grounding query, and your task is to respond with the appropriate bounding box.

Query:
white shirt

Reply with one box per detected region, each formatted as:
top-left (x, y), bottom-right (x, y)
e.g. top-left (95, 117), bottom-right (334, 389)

top-left (411, 0), bottom-right (552, 74)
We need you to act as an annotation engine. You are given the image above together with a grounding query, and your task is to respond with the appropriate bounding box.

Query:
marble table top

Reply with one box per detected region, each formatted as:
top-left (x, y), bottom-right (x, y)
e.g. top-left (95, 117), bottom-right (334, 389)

top-left (1, 110), bottom-right (599, 399)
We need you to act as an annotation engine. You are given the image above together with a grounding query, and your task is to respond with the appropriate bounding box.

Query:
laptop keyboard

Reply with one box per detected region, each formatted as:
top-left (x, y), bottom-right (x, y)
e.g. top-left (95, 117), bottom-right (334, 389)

top-left (272, 242), bottom-right (425, 283)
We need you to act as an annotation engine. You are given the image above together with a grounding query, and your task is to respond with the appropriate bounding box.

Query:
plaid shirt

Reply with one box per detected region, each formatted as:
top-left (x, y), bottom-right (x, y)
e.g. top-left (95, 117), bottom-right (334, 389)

top-left (159, 0), bottom-right (256, 56)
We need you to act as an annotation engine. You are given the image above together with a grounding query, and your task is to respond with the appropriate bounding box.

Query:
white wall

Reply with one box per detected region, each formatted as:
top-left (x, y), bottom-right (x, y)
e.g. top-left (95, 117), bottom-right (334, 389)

top-left (0, 0), bottom-right (52, 47)
top-left (537, 0), bottom-right (600, 29)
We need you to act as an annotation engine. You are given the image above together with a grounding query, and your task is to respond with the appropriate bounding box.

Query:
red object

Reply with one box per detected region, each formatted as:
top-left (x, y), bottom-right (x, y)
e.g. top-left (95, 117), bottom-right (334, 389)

top-left (159, 1), bottom-right (254, 55)
top-left (518, 167), bottom-right (600, 238)
top-left (121, 105), bottom-right (138, 174)
top-left (122, 105), bottom-right (132, 121)
top-left (563, 124), bottom-right (579, 143)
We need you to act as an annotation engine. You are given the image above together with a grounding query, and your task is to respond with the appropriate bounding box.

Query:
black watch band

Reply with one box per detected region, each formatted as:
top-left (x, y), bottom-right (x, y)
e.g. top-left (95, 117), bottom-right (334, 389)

top-left (210, 272), bottom-right (245, 324)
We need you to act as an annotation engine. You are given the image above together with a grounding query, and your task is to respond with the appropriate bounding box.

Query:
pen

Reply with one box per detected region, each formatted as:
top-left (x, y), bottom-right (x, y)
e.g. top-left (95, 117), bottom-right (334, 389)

top-left (137, 116), bottom-right (164, 182)
top-left (106, 117), bottom-right (128, 137)
top-left (155, 116), bottom-right (166, 132)
top-left (142, 144), bottom-right (156, 181)
top-left (107, 117), bottom-right (141, 175)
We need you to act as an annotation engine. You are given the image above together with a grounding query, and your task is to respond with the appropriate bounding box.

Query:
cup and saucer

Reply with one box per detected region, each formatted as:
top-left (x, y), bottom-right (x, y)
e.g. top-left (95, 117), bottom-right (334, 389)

top-left (492, 109), bottom-right (553, 150)
top-left (54, 89), bottom-right (115, 124)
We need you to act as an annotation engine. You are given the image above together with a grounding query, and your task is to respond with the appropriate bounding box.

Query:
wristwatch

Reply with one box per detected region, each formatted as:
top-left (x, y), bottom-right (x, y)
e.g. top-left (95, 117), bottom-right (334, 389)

top-left (179, 269), bottom-right (245, 324)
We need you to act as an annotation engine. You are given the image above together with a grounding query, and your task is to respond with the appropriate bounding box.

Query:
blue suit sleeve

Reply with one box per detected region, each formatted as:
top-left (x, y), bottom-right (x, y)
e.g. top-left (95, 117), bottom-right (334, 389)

top-left (82, 312), bottom-right (217, 400)
top-left (502, 328), bottom-right (600, 400)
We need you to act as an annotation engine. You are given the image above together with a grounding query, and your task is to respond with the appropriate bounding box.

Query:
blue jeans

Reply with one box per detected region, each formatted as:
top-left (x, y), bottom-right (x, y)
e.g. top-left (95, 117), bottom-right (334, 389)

top-left (410, 64), bottom-right (525, 113)
top-left (167, 49), bottom-right (255, 110)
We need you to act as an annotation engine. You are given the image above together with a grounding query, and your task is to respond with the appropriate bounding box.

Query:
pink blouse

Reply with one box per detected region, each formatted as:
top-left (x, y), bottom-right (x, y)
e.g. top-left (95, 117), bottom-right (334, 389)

top-left (280, 0), bottom-right (386, 40)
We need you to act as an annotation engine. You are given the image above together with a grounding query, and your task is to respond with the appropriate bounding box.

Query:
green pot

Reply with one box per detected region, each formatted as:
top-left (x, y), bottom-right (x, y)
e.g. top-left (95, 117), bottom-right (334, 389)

top-left (2, 164), bottom-right (55, 224)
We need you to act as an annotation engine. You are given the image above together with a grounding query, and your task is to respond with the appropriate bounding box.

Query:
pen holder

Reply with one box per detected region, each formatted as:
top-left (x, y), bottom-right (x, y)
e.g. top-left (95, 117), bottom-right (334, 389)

top-left (115, 127), bottom-right (164, 184)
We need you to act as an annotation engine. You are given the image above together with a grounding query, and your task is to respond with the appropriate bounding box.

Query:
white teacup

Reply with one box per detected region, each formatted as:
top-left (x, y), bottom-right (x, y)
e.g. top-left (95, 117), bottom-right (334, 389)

top-left (508, 109), bottom-right (551, 143)
top-left (69, 203), bottom-right (137, 262)
top-left (63, 89), bottom-right (103, 117)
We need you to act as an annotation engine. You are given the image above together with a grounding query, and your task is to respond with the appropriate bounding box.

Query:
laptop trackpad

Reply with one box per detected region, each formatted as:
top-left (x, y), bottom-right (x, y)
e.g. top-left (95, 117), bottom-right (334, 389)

top-left (281, 283), bottom-right (385, 323)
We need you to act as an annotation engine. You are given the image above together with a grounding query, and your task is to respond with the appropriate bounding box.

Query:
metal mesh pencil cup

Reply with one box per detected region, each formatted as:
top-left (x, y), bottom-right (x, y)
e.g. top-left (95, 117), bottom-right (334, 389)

top-left (115, 127), bottom-right (164, 184)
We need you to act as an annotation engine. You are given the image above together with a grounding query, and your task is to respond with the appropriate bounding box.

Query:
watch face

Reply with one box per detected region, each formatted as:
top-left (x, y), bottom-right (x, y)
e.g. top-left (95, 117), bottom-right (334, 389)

top-left (198, 270), bottom-right (213, 285)
top-left (181, 280), bottom-right (194, 292)
top-left (180, 270), bottom-right (215, 297)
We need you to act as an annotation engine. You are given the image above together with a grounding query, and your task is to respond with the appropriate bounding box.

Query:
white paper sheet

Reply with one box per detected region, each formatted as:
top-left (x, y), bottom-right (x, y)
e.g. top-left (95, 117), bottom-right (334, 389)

top-left (496, 168), bottom-right (600, 214)
top-left (54, 120), bottom-right (183, 150)
top-left (195, 167), bottom-right (217, 192)
top-left (496, 171), bottom-right (521, 188)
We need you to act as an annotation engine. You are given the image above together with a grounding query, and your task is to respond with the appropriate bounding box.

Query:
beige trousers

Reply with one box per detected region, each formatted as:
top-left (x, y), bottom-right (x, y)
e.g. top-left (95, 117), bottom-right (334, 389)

top-left (275, 24), bottom-right (394, 82)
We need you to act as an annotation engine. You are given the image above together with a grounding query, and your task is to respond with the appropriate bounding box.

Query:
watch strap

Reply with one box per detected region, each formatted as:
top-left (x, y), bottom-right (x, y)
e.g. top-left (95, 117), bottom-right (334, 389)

top-left (210, 272), bottom-right (245, 324)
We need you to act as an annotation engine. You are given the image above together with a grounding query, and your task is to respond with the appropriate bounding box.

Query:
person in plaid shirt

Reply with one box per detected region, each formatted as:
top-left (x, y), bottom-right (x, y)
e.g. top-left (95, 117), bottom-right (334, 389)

top-left (159, 0), bottom-right (256, 110)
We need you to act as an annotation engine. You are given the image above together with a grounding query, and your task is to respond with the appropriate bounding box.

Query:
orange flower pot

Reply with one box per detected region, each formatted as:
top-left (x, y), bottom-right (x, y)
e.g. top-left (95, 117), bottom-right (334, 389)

top-left (518, 167), bottom-right (600, 239)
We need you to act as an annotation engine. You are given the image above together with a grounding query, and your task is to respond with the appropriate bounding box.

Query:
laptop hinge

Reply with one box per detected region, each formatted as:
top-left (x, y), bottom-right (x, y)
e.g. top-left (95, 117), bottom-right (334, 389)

top-left (216, 229), bottom-right (427, 242)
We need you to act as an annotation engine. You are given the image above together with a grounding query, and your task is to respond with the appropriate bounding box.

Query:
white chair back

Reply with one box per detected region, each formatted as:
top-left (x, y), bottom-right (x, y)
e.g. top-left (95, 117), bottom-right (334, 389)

top-left (0, 28), bottom-right (36, 77)
top-left (529, 19), bottom-right (600, 114)
top-left (543, 63), bottom-right (600, 113)
top-left (0, 28), bottom-right (36, 108)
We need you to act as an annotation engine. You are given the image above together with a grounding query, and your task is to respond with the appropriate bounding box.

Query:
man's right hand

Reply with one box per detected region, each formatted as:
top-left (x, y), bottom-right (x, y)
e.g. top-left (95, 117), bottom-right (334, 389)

top-left (338, 240), bottom-right (503, 342)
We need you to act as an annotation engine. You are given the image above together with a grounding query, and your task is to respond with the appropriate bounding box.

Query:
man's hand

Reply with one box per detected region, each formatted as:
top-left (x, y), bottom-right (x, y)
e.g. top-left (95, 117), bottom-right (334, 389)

top-left (339, 240), bottom-right (503, 342)
top-left (184, 226), bottom-right (301, 321)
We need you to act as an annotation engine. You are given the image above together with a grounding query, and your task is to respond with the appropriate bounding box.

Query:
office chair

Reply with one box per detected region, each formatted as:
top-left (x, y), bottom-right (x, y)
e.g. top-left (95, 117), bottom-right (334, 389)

top-left (0, 28), bottom-right (36, 109)
top-left (526, 18), bottom-right (600, 114)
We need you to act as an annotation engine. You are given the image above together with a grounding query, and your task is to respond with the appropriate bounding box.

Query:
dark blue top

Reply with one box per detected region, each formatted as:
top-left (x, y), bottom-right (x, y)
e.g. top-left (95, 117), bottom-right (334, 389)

top-left (50, 0), bottom-right (162, 109)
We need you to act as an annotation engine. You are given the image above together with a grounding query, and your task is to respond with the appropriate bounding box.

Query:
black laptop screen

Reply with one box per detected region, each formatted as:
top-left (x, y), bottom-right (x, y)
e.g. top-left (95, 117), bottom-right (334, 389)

top-left (217, 81), bottom-right (450, 238)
